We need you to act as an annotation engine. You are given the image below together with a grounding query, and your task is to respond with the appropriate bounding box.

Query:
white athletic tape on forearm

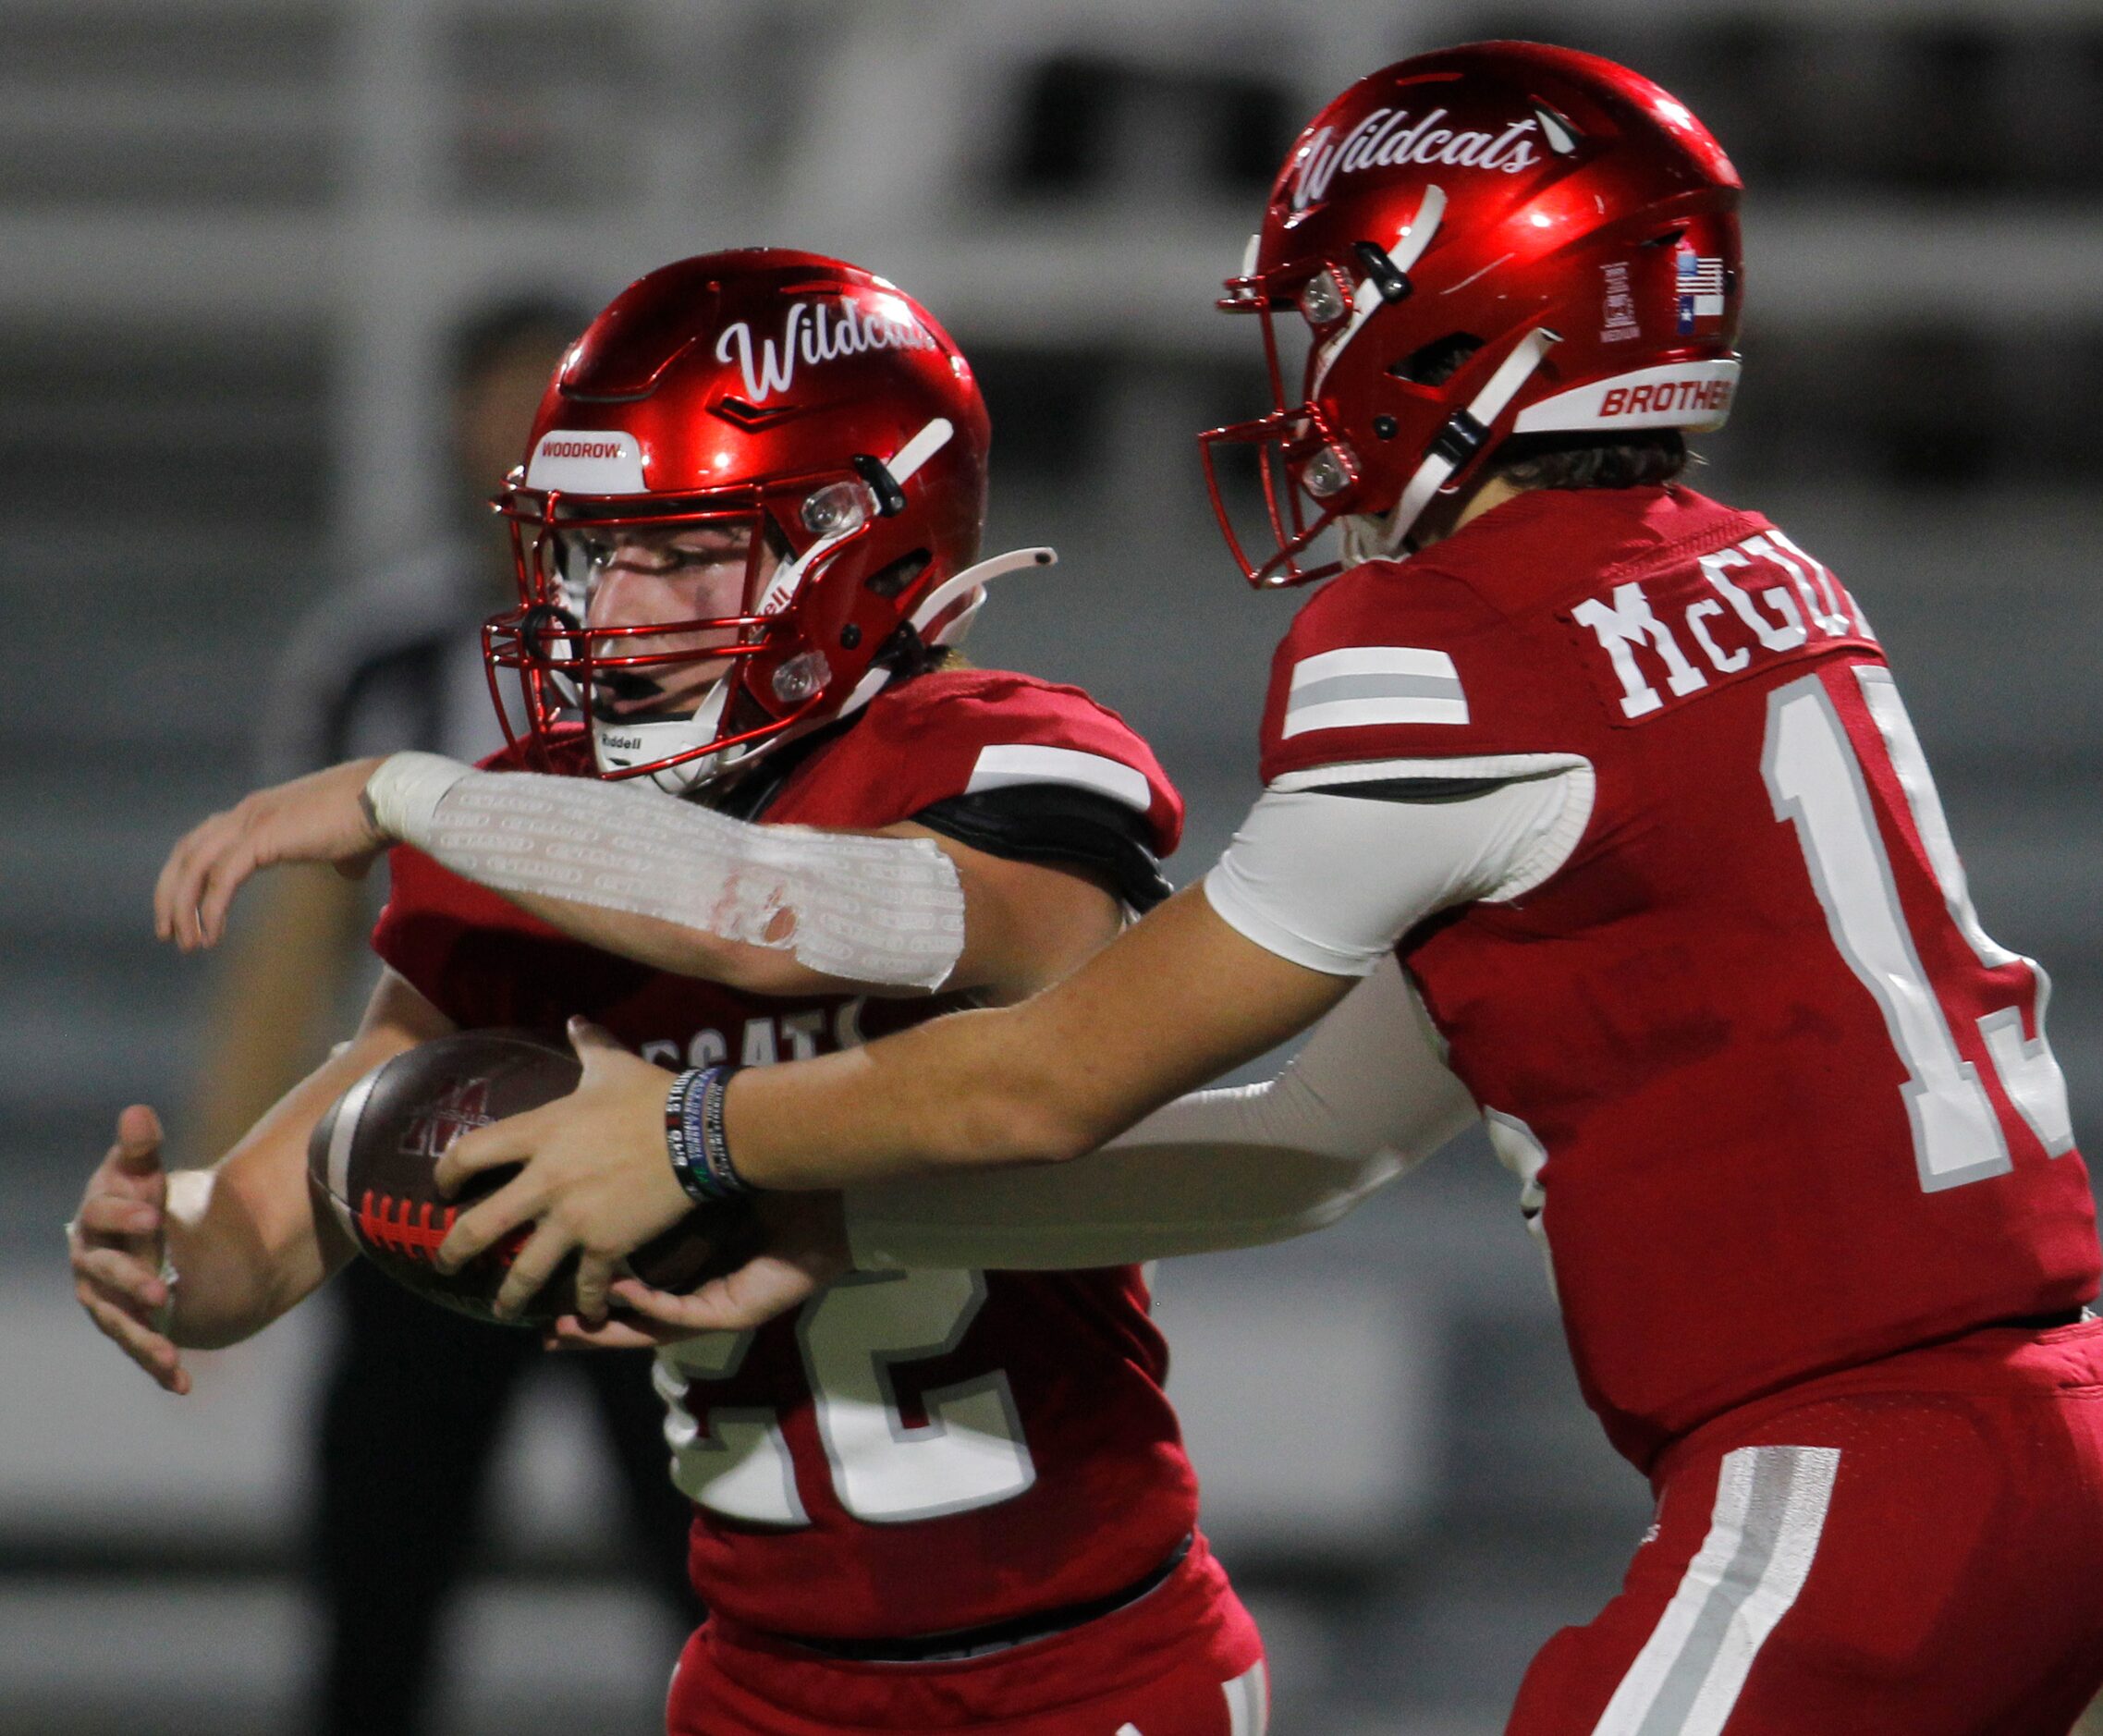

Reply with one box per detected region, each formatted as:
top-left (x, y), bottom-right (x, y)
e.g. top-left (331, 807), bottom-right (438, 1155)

top-left (373, 758), bottom-right (966, 990)
top-left (365, 752), bottom-right (475, 841)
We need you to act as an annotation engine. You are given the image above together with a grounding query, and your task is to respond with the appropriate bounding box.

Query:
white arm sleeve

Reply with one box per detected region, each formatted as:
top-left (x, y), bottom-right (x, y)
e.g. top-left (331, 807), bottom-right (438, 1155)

top-left (1202, 758), bottom-right (1593, 975)
top-left (363, 751), bottom-right (967, 991)
top-left (845, 955), bottom-right (1479, 1269)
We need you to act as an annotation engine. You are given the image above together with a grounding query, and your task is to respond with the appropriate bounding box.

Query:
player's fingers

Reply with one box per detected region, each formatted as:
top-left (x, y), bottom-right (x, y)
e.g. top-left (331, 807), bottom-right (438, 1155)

top-left (72, 1246), bottom-right (171, 1311)
top-left (547, 1312), bottom-right (669, 1351)
top-left (567, 1016), bottom-right (630, 1070)
top-left (434, 1114), bottom-right (533, 1196)
top-left (81, 1111), bottom-right (168, 1226)
top-left (571, 1252), bottom-right (617, 1326)
top-left (489, 1221), bottom-right (573, 1320)
top-left (74, 1191), bottom-right (162, 1243)
top-left (160, 817), bottom-right (233, 950)
top-left (621, 1253), bottom-right (821, 1333)
top-left (193, 841), bottom-right (260, 948)
top-left (77, 1290), bottom-right (189, 1394)
top-left (113, 1105), bottom-right (165, 1176)
top-left (153, 821), bottom-right (215, 943)
top-left (434, 1168), bottom-right (538, 1269)
top-left (605, 1278), bottom-right (740, 1332)
top-left (632, 1272), bottom-right (759, 1330)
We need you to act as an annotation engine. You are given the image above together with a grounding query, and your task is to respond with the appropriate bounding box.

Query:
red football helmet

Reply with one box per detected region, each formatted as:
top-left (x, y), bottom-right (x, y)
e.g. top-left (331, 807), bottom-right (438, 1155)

top-left (487, 249), bottom-right (1018, 792)
top-left (1201, 41), bottom-right (1743, 586)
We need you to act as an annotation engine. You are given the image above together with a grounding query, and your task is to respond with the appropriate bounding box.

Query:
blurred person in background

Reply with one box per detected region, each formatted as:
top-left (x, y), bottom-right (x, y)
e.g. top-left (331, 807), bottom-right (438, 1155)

top-left (185, 295), bottom-right (700, 1736)
top-left (79, 251), bottom-right (1273, 1735)
top-left (366, 45), bottom-right (2103, 1736)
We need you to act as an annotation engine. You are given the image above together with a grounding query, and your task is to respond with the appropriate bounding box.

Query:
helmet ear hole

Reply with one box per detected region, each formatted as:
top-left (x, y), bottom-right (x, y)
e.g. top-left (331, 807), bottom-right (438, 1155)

top-left (1389, 334), bottom-right (1484, 387)
top-left (864, 549), bottom-right (932, 599)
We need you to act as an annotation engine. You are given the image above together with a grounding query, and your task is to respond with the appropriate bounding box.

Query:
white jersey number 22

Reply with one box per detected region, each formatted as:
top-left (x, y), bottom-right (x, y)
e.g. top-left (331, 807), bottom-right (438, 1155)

top-left (1763, 666), bottom-right (2074, 1192)
top-left (655, 1267), bottom-right (1037, 1526)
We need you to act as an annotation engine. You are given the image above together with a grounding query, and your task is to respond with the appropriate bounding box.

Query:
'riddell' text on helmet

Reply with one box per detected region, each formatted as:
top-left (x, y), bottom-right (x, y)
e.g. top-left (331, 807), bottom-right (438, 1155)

top-left (484, 250), bottom-right (996, 793)
top-left (1200, 42), bottom-right (1743, 586)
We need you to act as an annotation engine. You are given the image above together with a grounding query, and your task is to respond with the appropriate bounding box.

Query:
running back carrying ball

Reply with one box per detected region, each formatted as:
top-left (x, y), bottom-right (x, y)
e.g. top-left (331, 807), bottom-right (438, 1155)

top-left (307, 1031), bottom-right (748, 1327)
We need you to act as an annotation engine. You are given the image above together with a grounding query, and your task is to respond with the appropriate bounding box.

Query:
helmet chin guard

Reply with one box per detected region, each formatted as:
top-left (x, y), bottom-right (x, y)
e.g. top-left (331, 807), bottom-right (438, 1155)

top-left (593, 678), bottom-right (738, 796)
top-left (1201, 42), bottom-right (1744, 588)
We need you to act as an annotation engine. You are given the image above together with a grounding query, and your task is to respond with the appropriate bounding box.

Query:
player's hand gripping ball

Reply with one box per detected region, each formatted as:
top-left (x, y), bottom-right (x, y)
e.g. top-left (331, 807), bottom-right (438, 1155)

top-left (308, 1031), bottom-right (753, 1328)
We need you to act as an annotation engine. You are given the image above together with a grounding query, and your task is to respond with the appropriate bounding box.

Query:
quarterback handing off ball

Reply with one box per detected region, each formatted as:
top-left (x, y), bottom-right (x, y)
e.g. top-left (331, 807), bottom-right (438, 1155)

top-left (307, 1031), bottom-right (751, 1327)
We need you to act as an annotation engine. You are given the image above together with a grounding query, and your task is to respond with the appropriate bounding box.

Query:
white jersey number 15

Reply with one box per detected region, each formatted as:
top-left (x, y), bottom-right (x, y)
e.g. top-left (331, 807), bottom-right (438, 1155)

top-left (1763, 666), bottom-right (2074, 1192)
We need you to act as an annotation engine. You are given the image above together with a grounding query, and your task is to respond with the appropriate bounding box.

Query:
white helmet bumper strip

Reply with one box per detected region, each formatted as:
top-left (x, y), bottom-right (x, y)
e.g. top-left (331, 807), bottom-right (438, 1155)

top-left (1512, 359), bottom-right (1740, 434)
top-left (1310, 184), bottom-right (1448, 397)
top-left (1383, 325), bottom-right (1559, 554)
top-left (814, 546), bottom-right (1060, 741)
top-left (886, 416), bottom-right (954, 485)
top-left (365, 752), bottom-right (968, 991)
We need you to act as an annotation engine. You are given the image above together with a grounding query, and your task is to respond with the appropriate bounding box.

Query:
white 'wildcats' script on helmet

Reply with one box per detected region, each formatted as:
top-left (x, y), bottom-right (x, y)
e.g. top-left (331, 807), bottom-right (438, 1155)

top-left (1290, 108), bottom-right (1541, 210)
top-left (715, 295), bottom-right (938, 403)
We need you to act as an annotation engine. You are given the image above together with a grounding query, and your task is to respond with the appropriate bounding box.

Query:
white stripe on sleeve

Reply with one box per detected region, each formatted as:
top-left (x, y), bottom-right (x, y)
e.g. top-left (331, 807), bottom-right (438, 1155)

top-left (965, 744), bottom-right (1152, 812)
top-left (1282, 645), bottom-right (1469, 738)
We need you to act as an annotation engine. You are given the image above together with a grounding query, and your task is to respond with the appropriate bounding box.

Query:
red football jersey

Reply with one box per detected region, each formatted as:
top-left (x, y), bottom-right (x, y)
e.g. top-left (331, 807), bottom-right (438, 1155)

top-left (1259, 485), bottom-right (2097, 1470)
top-left (373, 668), bottom-right (1202, 1638)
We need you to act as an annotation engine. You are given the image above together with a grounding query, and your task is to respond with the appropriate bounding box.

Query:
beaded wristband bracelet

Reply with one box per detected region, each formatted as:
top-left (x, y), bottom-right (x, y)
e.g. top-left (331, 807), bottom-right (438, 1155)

top-left (665, 1065), bottom-right (752, 1204)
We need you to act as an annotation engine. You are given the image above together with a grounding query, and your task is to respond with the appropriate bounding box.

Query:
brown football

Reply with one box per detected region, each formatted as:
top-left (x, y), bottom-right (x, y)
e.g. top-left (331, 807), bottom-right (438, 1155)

top-left (307, 1030), bottom-right (755, 1328)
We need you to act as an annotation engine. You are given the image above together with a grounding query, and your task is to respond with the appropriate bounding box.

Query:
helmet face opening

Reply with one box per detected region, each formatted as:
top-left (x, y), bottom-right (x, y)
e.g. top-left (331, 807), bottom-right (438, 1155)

top-left (487, 471), bottom-right (875, 789)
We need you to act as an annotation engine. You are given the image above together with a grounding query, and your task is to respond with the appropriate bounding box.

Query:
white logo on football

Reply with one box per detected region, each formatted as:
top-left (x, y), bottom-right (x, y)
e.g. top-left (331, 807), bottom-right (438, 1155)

top-left (715, 295), bottom-right (936, 403)
top-left (1290, 107), bottom-right (1540, 210)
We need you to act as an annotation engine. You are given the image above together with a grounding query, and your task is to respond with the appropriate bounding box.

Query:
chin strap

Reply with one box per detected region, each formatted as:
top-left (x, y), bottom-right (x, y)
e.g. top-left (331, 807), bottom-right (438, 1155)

top-left (1379, 326), bottom-right (1560, 556)
top-left (593, 542), bottom-right (1060, 796)
top-left (1339, 509), bottom-right (1400, 568)
top-left (588, 679), bottom-right (738, 797)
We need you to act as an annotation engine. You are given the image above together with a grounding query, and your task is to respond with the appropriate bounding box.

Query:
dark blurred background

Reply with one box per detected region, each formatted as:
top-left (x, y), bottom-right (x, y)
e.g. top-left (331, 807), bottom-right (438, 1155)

top-left (6, 3), bottom-right (2100, 1732)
